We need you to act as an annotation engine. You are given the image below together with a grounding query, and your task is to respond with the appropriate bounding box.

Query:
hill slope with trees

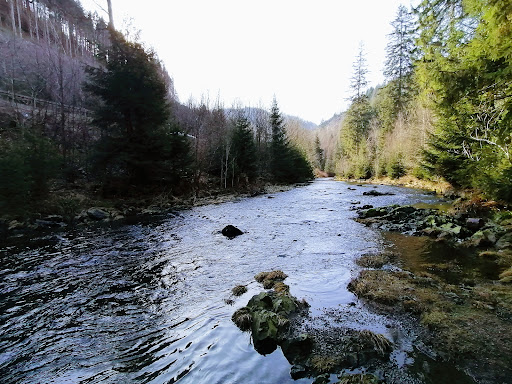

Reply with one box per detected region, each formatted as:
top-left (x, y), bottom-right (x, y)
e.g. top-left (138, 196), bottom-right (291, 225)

top-left (0, 0), bottom-right (313, 221)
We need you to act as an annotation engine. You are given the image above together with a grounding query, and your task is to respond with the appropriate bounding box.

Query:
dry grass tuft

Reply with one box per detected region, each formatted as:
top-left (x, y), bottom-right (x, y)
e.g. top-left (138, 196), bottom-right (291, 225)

top-left (232, 285), bottom-right (248, 296)
top-left (232, 307), bottom-right (252, 331)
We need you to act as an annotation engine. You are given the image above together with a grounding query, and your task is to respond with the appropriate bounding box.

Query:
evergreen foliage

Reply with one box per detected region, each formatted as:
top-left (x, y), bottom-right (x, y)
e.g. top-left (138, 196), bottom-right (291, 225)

top-left (314, 135), bottom-right (325, 171)
top-left (0, 127), bottom-right (60, 213)
top-left (415, 0), bottom-right (512, 200)
top-left (384, 5), bottom-right (416, 113)
top-left (269, 99), bottom-right (313, 183)
top-left (230, 114), bottom-right (258, 185)
top-left (86, 29), bottom-right (190, 189)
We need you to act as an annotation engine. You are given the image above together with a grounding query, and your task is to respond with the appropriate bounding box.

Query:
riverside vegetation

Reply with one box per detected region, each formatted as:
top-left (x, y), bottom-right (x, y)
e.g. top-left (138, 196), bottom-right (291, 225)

top-left (1, 1), bottom-right (313, 234)
top-left (350, 198), bottom-right (512, 384)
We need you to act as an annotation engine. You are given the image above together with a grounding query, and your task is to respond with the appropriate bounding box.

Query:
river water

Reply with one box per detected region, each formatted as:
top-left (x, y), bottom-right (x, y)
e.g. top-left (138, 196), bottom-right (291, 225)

top-left (1, 179), bottom-right (457, 384)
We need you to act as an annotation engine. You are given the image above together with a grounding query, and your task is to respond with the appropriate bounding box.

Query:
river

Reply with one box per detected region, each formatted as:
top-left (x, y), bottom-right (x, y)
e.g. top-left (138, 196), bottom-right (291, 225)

top-left (1, 179), bottom-right (460, 384)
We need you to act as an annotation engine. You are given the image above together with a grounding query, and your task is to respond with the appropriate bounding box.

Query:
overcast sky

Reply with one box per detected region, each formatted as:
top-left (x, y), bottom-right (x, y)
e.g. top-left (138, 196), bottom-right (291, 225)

top-left (80, 0), bottom-right (416, 125)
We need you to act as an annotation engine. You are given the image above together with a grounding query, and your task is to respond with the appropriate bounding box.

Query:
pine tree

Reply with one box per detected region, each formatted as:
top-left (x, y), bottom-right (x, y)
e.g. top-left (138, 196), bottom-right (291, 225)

top-left (230, 113), bottom-right (258, 186)
top-left (384, 5), bottom-right (416, 112)
top-left (350, 42), bottom-right (369, 102)
top-left (269, 98), bottom-right (312, 183)
top-left (86, 29), bottom-right (190, 189)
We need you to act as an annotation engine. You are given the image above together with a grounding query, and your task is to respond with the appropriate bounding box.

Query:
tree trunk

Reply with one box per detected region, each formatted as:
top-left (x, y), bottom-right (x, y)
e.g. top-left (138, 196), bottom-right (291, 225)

top-left (15, 0), bottom-right (22, 37)
top-left (9, 0), bottom-right (16, 35)
top-left (33, 1), bottom-right (39, 41)
top-left (107, 0), bottom-right (114, 29)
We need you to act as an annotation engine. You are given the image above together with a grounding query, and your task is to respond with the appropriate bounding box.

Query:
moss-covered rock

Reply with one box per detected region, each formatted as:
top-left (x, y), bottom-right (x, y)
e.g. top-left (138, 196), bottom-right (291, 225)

top-left (232, 272), bottom-right (309, 357)
top-left (255, 270), bottom-right (288, 289)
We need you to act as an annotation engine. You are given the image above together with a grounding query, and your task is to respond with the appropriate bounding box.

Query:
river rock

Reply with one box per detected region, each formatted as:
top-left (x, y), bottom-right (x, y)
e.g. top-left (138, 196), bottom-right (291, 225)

top-left (290, 365), bottom-right (308, 380)
top-left (221, 225), bottom-right (243, 238)
top-left (470, 229), bottom-right (497, 247)
top-left (363, 190), bottom-right (395, 196)
top-left (281, 333), bottom-right (314, 363)
top-left (251, 309), bottom-right (283, 354)
top-left (87, 208), bottom-right (109, 221)
top-left (8, 220), bottom-right (24, 231)
top-left (359, 207), bottom-right (388, 219)
top-left (312, 373), bottom-right (330, 384)
top-left (35, 219), bottom-right (66, 228)
top-left (466, 218), bottom-right (484, 230)
top-left (496, 232), bottom-right (512, 249)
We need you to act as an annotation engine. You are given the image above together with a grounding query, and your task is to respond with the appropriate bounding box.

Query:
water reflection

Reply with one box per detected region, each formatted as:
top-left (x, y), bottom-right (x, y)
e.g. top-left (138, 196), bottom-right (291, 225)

top-left (0, 179), bottom-right (462, 383)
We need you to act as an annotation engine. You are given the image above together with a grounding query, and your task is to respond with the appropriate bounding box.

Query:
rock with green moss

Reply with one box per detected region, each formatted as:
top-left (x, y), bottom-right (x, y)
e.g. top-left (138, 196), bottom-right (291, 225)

top-left (250, 309), bottom-right (284, 354)
top-left (470, 229), bottom-right (497, 247)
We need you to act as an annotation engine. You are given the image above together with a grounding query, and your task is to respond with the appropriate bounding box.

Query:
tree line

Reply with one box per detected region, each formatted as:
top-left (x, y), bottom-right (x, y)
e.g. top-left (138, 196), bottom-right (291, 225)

top-left (0, 2), bottom-right (312, 215)
top-left (326, 0), bottom-right (512, 203)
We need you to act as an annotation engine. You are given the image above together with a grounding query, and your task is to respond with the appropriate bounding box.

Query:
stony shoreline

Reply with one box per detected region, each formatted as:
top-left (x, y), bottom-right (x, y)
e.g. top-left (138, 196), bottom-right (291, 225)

top-left (350, 203), bottom-right (512, 384)
top-left (0, 183), bottom-right (299, 240)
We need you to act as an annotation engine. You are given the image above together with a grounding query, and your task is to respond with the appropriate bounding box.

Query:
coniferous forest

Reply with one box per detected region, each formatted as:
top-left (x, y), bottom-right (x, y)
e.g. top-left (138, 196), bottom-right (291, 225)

top-left (0, 0), bottom-right (313, 219)
top-left (331, 0), bottom-right (512, 203)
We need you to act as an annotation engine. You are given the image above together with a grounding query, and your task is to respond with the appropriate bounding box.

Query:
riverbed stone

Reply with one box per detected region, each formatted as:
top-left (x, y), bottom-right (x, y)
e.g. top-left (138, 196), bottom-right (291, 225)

top-left (496, 232), bottom-right (512, 249)
top-left (466, 217), bottom-right (484, 230)
top-left (290, 364), bottom-right (308, 380)
top-left (360, 207), bottom-right (388, 218)
top-left (251, 309), bottom-right (283, 354)
top-left (363, 190), bottom-right (395, 196)
top-left (281, 333), bottom-right (314, 363)
top-left (470, 229), bottom-right (497, 247)
top-left (86, 207), bottom-right (109, 221)
top-left (312, 373), bottom-right (330, 384)
top-left (221, 225), bottom-right (243, 238)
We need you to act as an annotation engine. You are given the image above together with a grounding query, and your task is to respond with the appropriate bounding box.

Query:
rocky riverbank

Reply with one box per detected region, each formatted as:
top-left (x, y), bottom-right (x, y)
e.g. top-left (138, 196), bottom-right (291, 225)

top-left (350, 203), bottom-right (512, 384)
top-left (0, 183), bottom-right (298, 239)
top-left (232, 271), bottom-right (396, 384)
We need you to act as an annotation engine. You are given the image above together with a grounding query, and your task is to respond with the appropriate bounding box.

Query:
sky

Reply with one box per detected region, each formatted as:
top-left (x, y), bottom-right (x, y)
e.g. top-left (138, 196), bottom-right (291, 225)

top-left (80, 0), bottom-right (416, 125)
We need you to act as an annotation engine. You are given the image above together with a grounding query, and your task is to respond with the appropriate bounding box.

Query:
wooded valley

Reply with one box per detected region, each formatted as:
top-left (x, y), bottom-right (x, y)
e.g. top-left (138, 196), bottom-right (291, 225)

top-left (1, 0), bottom-right (511, 219)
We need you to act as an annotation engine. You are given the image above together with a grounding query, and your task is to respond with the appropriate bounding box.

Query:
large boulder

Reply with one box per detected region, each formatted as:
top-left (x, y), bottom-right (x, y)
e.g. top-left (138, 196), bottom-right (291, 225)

top-left (221, 225), bottom-right (243, 238)
top-left (281, 333), bottom-right (314, 363)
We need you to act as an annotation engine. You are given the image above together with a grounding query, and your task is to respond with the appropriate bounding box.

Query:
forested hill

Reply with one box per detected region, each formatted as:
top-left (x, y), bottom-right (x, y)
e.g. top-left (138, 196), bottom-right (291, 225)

top-left (0, 0), bottom-right (316, 218)
top-left (322, 0), bottom-right (512, 203)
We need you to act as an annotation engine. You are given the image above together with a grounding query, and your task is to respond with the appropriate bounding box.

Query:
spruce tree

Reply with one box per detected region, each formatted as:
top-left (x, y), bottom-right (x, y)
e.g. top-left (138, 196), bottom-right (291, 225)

top-left (350, 43), bottom-right (369, 102)
top-left (86, 29), bottom-right (190, 189)
top-left (416, 0), bottom-right (512, 200)
top-left (230, 114), bottom-right (258, 185)
top-left (269, 97), bottom-right (290, 181)
top-left (269, 98), bottom-right (312, 183)
top-left (384, 5), bottom-right (416, 112)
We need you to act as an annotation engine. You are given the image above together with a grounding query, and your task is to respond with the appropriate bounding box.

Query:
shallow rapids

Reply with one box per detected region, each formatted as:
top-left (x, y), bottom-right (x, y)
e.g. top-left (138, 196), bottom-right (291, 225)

top-left (1, 179), bottom-right (451, 383)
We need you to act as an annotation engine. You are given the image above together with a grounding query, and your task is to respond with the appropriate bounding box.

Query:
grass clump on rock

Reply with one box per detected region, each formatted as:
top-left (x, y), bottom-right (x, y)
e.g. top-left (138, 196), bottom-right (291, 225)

top-left (232, 285), bottom-right (248, 296)
top-left (255, 270), bottom-right (288, 289)
top-left (356, 252), bottom-right (395, 269)
top-left (232, 307), bottom-right (252, 331)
